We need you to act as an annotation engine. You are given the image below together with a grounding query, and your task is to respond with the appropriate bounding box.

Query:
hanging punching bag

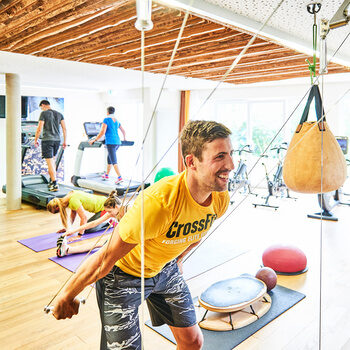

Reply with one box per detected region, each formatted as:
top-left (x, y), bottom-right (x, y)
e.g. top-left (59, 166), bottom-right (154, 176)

top-left (283, 85), bottom-right (347, 193)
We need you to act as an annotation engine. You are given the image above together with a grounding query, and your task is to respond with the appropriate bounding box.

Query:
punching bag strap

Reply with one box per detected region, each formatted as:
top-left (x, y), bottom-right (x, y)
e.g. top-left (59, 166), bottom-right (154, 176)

top-left (296, 85), bottom-right (326, 133)
top-left (313, 84), bottom-right (326, 131)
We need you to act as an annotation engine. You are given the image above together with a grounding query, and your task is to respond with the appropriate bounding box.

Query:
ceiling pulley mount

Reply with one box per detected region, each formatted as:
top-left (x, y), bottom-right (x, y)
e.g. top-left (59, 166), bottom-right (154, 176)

top-left (306, 2), bottom-right (322, 84)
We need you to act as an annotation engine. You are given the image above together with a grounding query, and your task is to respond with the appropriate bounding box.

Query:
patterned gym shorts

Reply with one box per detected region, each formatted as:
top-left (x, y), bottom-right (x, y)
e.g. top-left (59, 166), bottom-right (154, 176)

top-left (96, 260), bottom-right (197, 350)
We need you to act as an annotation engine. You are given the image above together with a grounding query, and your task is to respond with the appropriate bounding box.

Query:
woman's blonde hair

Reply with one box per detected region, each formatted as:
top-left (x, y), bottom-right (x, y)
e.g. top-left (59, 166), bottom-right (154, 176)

top-left (47, 197), bottom-right (69, 228)
top-left (104, 190), bottom-right (121, 208)
top-left (104, 191), bottom-right (128, 221)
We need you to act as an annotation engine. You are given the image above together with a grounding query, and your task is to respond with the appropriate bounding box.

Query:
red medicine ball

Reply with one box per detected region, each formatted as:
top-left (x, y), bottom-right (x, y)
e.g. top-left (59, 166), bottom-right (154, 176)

top-left (262, 244), bottom-right (307, 274)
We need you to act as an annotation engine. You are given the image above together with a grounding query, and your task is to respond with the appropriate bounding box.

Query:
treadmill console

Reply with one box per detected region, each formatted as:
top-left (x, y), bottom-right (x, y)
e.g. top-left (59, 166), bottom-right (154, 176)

top-left (22, 120), bottom-right (38, 144)
top-left (336, 136), bottom-right (348, 155)
top-left (83, 122), bottom-right (134, 146)
top-left (84, 122), bottom-right (101, 138)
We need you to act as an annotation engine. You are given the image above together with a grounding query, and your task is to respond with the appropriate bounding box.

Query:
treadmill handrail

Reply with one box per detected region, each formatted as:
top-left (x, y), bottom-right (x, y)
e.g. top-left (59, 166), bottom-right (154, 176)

top-left (78, 141), bottom-right (103, 151)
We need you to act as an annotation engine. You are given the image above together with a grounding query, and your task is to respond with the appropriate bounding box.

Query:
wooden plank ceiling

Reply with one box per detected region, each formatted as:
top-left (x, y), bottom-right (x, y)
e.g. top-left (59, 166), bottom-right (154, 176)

top-left (0, 0), bottom-right (348, 84)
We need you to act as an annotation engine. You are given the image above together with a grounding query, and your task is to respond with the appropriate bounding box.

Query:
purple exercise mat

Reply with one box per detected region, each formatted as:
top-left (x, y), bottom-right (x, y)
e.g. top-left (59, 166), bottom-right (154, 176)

top-left (49, 248), bottom-right (100, 272)
top-left (18, 227), bottom-right (113, 252)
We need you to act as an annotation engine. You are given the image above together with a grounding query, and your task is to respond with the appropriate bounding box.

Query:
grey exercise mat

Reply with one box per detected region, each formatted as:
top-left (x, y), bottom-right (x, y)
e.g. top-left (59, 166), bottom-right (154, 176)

top-left (145, 285), bottom-right (305, 350)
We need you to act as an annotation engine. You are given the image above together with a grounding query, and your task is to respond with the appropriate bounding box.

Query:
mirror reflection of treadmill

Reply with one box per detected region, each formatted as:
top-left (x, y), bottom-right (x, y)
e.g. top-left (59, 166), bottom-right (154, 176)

top-left (2, 120), bottom-right (92, 208)
top-left (335, 136), bottom-right (348, 155)
top-left (71, 122), bottom-right (150, 195)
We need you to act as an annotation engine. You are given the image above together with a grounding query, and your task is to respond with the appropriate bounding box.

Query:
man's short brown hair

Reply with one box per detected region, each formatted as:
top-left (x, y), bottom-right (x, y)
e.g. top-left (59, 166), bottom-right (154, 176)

top-left (180, 120), bottom-right (231, 165)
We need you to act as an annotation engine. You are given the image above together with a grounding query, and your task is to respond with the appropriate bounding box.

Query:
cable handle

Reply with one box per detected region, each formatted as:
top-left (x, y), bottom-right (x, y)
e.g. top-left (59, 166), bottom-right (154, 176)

top-left (44, 297), bottom-right (86, 314)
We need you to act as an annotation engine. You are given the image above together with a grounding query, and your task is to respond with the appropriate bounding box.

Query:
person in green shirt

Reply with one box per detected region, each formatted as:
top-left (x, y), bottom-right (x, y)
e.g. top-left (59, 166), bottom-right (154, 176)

top-left (55, 191), bottom-right (128, 258)
top-left (47, 190), bottom-right (110, 238)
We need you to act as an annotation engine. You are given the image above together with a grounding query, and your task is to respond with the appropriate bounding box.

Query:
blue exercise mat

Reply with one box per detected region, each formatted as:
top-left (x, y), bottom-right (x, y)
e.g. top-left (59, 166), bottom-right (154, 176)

top-left (18, 227), bottom-right (113, 252)
top-left (145, 285), bottom-right (305, 349)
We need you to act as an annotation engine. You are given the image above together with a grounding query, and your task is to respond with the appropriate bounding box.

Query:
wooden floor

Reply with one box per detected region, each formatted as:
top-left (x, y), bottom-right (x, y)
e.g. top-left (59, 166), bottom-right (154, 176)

top-left (1, 190), bottom-right (350, 350)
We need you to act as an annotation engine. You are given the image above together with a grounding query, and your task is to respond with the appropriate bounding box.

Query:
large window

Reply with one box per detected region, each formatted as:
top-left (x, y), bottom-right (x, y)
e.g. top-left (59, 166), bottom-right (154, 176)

top-left (339, 96), bottom-right (350, 143)
top-left (214, 99), bottom-right (287, 157)
top-left (250, 101), bottom-right (285, 157)
top-left (211, 99), bottom-right (288, 187)
top-left (215, 102), bottom-right (248, 151)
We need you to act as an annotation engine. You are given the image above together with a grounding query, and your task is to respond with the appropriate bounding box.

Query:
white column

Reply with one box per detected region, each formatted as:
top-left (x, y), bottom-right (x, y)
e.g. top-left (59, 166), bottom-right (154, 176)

top-left (6, 73), bottom-right (21, 210)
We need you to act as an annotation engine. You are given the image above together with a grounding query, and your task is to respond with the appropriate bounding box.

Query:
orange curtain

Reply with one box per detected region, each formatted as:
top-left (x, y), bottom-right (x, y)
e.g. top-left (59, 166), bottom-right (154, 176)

top-left (178, 90), bottom-right (190, 172)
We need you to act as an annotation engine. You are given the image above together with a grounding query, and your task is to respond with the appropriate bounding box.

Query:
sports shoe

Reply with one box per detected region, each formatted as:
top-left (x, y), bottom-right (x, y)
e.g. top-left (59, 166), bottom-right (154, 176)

top-left (101, 173), bottom-right (109, 180)
top-left (56, 236), bottom-right (68, 258)
top-left (115, 176), bottom-right (123, 184)
top-left (49, 182), bottom-right (59, 192)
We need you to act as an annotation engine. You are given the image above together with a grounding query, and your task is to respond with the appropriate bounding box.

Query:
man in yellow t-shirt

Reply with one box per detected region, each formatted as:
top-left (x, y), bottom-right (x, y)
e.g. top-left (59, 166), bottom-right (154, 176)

top-left (53, 120), bottom-right (234, 350)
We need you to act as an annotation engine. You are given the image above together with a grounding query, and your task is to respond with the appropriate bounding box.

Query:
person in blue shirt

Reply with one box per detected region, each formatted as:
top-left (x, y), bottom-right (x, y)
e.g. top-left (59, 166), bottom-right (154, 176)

top-left (89, 106), bottom-right (126, 184)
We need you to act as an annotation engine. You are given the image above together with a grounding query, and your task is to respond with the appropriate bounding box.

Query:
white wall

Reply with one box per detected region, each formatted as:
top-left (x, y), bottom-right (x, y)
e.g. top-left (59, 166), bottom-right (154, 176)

top-left (154, 89), bottom-right (181, 177)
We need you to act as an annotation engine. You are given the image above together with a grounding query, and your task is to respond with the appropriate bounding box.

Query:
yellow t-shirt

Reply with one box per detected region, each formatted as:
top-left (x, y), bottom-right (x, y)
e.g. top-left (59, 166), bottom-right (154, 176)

top-left (117, 171), bottom-right (229, 278)
top-left (68, 191), bottom-right (106, 213)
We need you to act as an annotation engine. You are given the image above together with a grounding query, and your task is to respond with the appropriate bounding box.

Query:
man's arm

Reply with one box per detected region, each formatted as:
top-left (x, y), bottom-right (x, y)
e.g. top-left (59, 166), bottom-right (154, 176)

top-left (60, 119), bottom-right (67, 149)
top-left (34, 121), bottom-right (44, 147)
top-left (53, 227), bottom-right (136, 319)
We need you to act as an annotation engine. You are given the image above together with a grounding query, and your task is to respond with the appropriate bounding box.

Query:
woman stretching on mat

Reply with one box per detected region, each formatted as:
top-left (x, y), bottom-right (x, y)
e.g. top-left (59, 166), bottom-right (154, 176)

top-left (89, 106), bottom-right (126, 184)
top-left (56, 191), bottom-right (127, 257)
top-left (47, 190), bottom-right (111, 239)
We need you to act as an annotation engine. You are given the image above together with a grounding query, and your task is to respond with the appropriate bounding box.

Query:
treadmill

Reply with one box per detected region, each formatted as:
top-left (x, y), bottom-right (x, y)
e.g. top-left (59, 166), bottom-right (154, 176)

top-left (2, 120), bottom-right (92, 208)
top-left (71, 122), bottom-right (150, 196)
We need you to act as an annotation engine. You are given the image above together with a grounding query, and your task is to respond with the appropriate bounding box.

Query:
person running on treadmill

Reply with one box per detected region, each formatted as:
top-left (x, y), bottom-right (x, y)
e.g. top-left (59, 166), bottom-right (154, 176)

top-left (56, 191), bottom-right (128, 258)
top-left (47, 190), bottom-right (116, 239)
top-left (89, 106), bottom-right (126, 184)
top-left (34, 100), bottom-right (67, 192)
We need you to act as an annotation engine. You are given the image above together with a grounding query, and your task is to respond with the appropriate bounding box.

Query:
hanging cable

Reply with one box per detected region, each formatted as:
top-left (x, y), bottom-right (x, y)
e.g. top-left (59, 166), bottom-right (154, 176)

top-left (134, 1), bottom-right (154, 347)
top-left (139, 28), bottom-right (146, 350)
top-left (193, 0), bottom-right (286, 117)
